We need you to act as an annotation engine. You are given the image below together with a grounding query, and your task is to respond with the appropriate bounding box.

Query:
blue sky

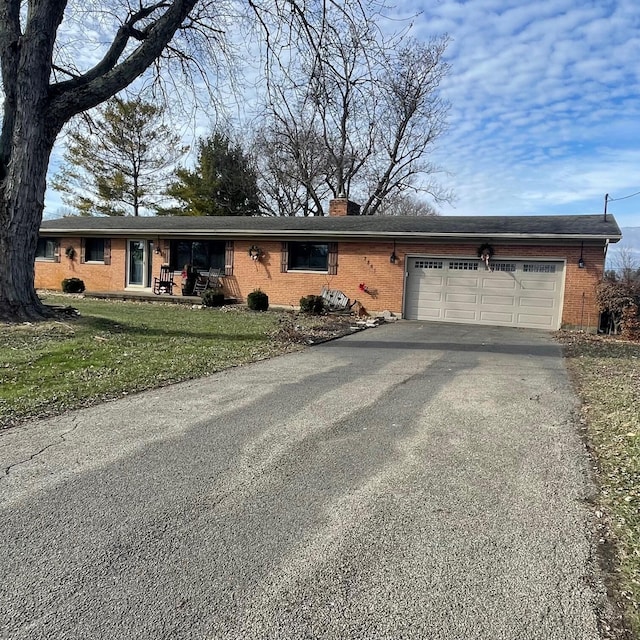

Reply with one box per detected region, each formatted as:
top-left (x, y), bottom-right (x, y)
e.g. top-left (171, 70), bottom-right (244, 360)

top-left (397, 0), bottom-right (640, 229)
top-left (44, 0), bottom-right (639, 234)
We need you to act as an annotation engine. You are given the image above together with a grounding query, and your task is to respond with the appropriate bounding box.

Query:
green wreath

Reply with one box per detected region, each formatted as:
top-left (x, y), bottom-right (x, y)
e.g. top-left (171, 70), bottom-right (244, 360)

top-left (477, 243), bottom-right (494, 259)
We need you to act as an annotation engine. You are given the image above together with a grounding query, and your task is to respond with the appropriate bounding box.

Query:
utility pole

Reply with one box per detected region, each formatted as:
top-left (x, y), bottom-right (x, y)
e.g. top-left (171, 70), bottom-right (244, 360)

top-left (604, 193), bottom-right (608, 221)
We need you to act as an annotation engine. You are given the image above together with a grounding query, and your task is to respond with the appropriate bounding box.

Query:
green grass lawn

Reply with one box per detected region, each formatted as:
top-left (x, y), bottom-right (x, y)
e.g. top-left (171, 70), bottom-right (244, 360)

top-left (0, 295), bottom-right (292, 428)
top-left (563, 334), bottom-right (640, 637)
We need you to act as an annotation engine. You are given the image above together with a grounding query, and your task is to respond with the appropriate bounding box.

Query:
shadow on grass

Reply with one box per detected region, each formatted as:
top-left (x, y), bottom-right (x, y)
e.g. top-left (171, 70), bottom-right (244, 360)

top-left (79, 315), bottom-right (270, 342)
top-left (79, 316), bottom-right (128, 333)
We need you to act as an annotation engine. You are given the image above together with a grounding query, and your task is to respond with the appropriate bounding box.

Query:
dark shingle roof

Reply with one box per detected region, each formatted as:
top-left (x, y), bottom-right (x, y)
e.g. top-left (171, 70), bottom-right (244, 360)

top-left (40, 214), bottom-right (622, 241)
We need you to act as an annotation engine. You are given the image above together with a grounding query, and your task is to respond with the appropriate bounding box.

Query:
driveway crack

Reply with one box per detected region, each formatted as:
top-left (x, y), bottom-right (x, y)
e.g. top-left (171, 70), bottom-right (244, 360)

top-left (2, 418), bottom-right (80, 478)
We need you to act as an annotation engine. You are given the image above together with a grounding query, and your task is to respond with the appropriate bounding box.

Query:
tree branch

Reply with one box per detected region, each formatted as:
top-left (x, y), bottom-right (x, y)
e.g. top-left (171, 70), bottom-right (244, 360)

top-left (48, 0), bottom-right (198, 124)
top-left (51, 2), bottom-right (171, 96)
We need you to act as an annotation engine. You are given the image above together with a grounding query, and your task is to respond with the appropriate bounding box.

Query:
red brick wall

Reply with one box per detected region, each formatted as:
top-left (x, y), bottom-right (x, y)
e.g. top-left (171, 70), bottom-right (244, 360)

top-left (34, 238), bottom-right (178, 292)
top-left (35, 236), bottom-right (607, 329)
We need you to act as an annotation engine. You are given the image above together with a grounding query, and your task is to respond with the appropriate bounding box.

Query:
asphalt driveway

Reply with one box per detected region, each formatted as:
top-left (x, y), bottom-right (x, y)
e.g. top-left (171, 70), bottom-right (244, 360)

top-left (0, 322), bottom-right (609, 639)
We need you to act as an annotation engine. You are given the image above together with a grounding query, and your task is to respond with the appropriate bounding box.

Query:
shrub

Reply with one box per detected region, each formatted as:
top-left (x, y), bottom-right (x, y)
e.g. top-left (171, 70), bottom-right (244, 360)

top-left (247, 289), bottom-right (269, 312)
top-left (596, 280), bottom-right (640, 334)
top-left (201, 288), bottom-right (225, 307)
top-left (621, 303), bottom-right (640, 341)
top-left (61, 277), bottom-right (85, 293)
top-left (299, 294), bottom-right (325, 315)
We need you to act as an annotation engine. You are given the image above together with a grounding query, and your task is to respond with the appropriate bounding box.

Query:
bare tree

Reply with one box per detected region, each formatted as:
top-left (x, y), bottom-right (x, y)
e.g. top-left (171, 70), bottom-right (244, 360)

top-left (375, 192), bottom-right (438, 217)
top-left (609, 246), bottom-right (640, 285)
top-left (361, 41), bottom-right (451, 216)
top-left (0, 0), bottom-right (378, 320)
top-left (255, 10), bottom-right (450, 216)
top-left (254, 113), bottom-right (330, 216)
top-left (1, 0), bottom-right (209, 320)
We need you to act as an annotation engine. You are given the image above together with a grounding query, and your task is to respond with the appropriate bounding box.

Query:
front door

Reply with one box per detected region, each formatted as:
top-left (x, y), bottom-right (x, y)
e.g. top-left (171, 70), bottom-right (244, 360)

top-left (127, 240), bottom-right (151, 288)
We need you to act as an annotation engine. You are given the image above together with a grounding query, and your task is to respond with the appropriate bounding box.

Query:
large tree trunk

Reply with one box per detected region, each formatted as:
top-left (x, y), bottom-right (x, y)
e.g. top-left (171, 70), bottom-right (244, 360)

top-left (0, 0), bottom-right (66, 322)
top-left (0, 117), bottom-right (59, 322)
top-left (0, 0), bottom-right (199, 322)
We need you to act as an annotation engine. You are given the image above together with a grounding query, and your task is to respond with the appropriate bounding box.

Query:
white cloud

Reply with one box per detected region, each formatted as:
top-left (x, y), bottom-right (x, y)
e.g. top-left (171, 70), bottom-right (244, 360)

top-left (404, 0), bottom-right (638, 231)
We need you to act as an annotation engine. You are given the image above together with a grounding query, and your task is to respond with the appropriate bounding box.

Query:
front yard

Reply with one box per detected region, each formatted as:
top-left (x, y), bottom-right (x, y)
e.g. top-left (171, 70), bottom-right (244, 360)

top-left (0, 294), bottom-right (354, 430)
top-left (562, 334), bottom-right (640, 638)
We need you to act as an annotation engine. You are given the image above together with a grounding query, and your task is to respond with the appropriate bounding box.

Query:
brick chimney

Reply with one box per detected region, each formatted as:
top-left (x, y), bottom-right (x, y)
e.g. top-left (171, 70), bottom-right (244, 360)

top-left (329, 198), bottom-right (361, 217)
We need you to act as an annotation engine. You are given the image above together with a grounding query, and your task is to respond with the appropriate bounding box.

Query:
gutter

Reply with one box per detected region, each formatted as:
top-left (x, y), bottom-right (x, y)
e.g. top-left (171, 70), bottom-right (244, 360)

top-left (38, 228), bottom-right (623, 242)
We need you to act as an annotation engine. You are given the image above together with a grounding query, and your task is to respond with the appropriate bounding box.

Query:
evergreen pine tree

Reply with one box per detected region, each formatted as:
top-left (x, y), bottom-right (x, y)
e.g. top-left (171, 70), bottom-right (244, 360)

top-left (165, 133), bottom-right (260, 216)
top-left (52, 97), bottom-right (186, 216)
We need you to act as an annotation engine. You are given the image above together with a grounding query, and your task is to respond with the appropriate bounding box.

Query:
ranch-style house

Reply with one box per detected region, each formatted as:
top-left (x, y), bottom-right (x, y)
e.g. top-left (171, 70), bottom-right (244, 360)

top-left (35, 198), bottom-right (622, 331)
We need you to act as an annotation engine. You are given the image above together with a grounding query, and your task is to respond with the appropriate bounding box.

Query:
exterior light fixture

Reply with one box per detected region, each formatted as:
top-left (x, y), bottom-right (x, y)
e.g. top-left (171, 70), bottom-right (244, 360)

top-left (578, 242), bottom-right (585, 268)
top-left (390, 241), bottom-right (397, 264)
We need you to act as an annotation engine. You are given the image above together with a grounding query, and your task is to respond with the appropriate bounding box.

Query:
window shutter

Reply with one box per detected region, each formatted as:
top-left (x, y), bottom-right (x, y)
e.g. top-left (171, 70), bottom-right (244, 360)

top-left (103, 239), bottom-right (111, 265)
top-left (281, 242), bottom-right (289, 273)
top-left (328, 242), bottom-right (338, 275)
top-left (225, 240), bottom-right (234, 276)
top-left (80, 238), bottom-right (86, 263)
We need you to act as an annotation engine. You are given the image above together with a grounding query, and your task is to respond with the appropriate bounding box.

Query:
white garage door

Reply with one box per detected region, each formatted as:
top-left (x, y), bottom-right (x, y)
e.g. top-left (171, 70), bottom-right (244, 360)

top-left (404, 257), bottom-right (564, 329)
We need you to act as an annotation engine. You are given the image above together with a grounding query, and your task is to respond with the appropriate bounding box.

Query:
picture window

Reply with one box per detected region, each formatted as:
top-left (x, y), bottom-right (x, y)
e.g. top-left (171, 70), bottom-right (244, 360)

top-left (170, 240), bottom-right (225, 271)
top-left (288, 242), bottom-right (329, 271)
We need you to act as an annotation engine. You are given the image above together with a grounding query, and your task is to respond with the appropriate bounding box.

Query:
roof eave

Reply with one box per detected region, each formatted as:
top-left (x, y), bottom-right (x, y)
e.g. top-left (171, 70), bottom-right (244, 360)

top-left (38, 227), bottom-right (623, 242)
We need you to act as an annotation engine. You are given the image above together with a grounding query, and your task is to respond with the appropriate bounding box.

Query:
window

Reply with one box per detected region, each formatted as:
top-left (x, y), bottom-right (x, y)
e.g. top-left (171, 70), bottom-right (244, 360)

top-left (449, 261), bottom-right (478, 270)
top-left (523, 263), bottom-right (556, 273)
top-left (288, 242), bottom-right (329, 271)
top-left (492, 262), bottom-right (516, 272)
top-left (35, 238), bottom-right (58, 261)
top-left (84, 238), bottom-right (105, 262)
top-left (414, 260), bottom-right (443, 269)
top-left (170, 240), bottom-right (226, 271)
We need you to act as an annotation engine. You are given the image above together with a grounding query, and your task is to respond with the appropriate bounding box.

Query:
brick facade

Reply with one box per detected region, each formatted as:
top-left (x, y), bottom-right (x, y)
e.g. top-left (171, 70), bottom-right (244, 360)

top-left (35, 235), bottom-right (607, 329)
top-left (36, 237), bottom-right (130, 292)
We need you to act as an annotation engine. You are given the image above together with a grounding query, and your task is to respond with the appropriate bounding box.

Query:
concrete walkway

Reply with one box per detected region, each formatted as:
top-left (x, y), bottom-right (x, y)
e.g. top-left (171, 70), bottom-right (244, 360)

top-left (0, 322), bottom-right (609, 639)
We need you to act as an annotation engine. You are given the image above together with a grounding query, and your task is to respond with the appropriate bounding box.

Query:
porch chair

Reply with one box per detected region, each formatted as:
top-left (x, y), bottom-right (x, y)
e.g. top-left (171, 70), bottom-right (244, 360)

top-left (192, 268), bottom-right (223, 296)
top-left (152, 264), bottom-right (175, 295)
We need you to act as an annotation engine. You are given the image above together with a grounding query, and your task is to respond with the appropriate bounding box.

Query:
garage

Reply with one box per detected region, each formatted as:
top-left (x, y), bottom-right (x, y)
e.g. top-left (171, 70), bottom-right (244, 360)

top-left (404, 257), bottom-right (565, 329)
